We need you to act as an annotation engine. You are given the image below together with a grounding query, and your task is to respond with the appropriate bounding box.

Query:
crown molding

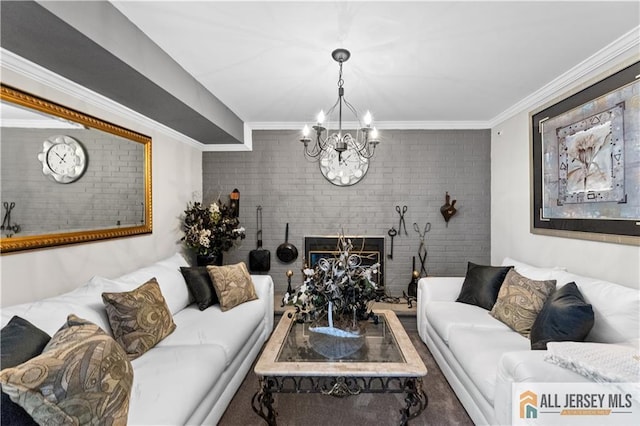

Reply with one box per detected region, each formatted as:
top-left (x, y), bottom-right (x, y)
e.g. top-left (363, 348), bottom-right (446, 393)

top-left (247, 120), bottom-right (490, 131)
top-left (488, 25), bottom-right (640, 128)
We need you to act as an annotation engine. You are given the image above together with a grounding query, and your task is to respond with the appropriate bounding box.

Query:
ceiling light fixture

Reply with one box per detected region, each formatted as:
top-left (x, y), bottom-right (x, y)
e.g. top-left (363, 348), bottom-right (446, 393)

top-left (300, 48), bottom-right (380, 162)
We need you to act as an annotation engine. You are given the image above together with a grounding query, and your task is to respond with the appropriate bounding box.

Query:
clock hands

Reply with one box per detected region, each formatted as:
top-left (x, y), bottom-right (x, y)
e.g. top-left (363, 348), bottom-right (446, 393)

top-left (339, 153), bottom-right (353, 165)
top-left (55, 152), bottom-right (68, 163)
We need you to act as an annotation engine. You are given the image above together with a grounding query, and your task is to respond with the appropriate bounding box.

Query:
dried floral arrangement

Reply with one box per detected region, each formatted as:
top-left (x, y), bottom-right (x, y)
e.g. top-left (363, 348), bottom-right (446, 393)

top-left (181, 201), bottom-right (245, 256)
top-left (283, 235), bottom-right (379, 328)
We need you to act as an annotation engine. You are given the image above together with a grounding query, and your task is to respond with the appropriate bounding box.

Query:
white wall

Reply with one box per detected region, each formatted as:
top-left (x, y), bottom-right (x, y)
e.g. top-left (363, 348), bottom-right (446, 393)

top-left (0, 66), bottom-right (202, 306)
top-left (491, 57), bottom-right (640, 289)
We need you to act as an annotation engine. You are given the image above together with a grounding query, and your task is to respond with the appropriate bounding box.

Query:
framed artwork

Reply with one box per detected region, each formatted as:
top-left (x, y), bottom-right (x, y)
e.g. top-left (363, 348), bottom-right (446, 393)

top-left (531, 61), bottom-right (639, 244)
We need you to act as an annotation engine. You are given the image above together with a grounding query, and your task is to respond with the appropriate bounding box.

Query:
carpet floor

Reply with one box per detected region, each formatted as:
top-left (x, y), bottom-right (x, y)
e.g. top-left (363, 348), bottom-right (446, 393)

top-left (218, 330), bottom-right (473, 425)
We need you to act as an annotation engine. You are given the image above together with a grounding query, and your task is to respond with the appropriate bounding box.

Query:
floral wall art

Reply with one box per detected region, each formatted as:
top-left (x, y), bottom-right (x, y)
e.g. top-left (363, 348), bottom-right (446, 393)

top-left (532, 61), bottom-right (640, 242)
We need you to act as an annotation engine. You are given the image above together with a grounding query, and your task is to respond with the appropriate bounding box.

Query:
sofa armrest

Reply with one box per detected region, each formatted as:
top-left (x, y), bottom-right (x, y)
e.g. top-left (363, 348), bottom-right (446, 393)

top-left (417, 277), bottom-right (464, 303)
top-left (251, 275), bottom-right (274, 335)
top-left (416, 277), bottom-right (464, 343)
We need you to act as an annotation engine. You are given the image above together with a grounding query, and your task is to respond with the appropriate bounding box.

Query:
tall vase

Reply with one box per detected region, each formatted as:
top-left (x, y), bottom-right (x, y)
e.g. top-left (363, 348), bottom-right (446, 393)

top-left (196, 253), bottom-right (223, 266)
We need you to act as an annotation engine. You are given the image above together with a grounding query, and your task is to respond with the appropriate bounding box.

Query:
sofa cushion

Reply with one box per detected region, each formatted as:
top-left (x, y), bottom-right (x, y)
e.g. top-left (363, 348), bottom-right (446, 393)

top-left (114, 252), bottom-right (191, 315)
top-left (426, 301), bottom-right (510, 345)
top-left (128, 344), bottom-right (227, 425)
top-left (180, 266), bottom-right (219, 310)
top-left (490, 269), bottom-right (555, 337)
top-left (456, 262), bottom-right (512, 310)
top-left (0, 314), bottom-right (133, 425)
top-left (207, 262), bottom-right (258, 311)
top-left (157, 299), bottom-right (265, 366)
top-left (0, 276), bottom-right (116, 336)
top-left (553, 271), bottom-right (639, 343)
top-left (448, 327), bottom-right (529, 404)
top-left (530, 282), bottom-right (594, 350)
top-left (1, 316), bottom-right (51, 426)
top-left (501, 257), bottom-right (566, 280)
top-left (102, 278), bottom-right (176, 360)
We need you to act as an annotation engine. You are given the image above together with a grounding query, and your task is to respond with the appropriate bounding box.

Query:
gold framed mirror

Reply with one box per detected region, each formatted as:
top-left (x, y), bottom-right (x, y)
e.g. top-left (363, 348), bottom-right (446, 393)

top-left (0, 84), bottom-right (152, 253)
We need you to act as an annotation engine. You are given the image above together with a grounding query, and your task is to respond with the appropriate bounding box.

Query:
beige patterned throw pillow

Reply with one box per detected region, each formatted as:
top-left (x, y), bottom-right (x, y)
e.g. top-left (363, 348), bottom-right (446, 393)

top-left (490, 269), bottom-right (556, 336)
top-left (0, 314), bottom-right (133, 425)
top-left (207, 262), bottom-right (258, 311)
top-left (102, 277), bottom-right (176, 360)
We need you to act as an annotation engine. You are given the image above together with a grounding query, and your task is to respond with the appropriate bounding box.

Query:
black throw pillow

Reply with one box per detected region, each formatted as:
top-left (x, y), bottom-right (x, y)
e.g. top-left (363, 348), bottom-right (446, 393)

top-left (180, 266), bottom-right (219, 310)
top-left (1, 316), bottom-right (51, 426)
top-left (530, 282), bottom-right (594, 350)
top-left (456, 262), bottom-right (513, 310)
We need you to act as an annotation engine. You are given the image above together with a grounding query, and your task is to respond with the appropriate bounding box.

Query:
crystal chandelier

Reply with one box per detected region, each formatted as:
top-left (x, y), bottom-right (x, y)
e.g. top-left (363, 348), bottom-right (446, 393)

top-left (300, 48), bottom-right (380, 162)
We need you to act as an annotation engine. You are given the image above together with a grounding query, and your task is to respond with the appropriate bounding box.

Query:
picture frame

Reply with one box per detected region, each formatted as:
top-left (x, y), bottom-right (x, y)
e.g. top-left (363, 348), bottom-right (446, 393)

top-left (530, 61), bottom-right (639, 245)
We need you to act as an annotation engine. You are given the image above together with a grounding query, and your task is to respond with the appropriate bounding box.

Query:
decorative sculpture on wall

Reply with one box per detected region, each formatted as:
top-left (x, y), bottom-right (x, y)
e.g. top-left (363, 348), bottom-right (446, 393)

top-left (440, 192), bottom-right (457, 227)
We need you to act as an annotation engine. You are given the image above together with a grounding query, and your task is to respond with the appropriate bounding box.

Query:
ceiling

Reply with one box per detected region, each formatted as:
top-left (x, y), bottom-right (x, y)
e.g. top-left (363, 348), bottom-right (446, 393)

top-left (1, 1), bottom-right (638, 146)
top-left (111, 1), bottom-right (639, 129)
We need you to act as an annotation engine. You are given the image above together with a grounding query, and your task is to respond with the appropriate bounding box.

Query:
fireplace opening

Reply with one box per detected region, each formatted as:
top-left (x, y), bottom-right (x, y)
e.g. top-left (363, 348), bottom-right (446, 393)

top-left (304, 236), bottom-right (385, 295)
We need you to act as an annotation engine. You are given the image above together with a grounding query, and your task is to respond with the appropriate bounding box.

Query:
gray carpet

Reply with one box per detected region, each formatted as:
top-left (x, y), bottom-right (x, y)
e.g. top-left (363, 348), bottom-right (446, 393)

top-left (218, 331), bottom-right (473, 425)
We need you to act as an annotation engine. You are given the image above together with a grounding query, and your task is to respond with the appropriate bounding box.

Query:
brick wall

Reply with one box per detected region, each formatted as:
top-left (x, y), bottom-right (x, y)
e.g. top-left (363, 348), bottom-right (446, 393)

top-left (1, 127), bottom-right (144, 235)
top-left (203, 129), bottom-right (491, 296)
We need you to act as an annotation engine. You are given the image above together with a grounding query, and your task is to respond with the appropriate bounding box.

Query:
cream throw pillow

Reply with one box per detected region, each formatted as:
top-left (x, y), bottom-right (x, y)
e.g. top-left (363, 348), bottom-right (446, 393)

top-left (207, 262), bottom-right (258, 311)
top-left (490, 269), bottom-right (556, 336)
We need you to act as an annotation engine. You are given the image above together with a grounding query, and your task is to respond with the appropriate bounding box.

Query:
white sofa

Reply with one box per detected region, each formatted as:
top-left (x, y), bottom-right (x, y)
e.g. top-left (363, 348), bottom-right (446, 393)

top-left (0, 253), bottom-right (274, 425)
top-left (417, 257), bottom-right (639, 425)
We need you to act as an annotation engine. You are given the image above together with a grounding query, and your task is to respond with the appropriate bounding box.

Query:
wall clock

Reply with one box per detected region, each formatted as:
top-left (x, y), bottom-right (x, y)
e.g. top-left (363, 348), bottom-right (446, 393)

top-left (37, 135), bottom-right (87, 183)
top-left (319, 146), bottom-right (369, 186)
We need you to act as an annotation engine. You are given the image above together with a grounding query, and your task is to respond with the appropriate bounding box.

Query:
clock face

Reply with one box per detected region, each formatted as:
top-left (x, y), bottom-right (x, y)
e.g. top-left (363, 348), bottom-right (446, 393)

top-left (319, 147), bottom-right (369, 186)
top-left (37, 135), bottom-right (87, 183)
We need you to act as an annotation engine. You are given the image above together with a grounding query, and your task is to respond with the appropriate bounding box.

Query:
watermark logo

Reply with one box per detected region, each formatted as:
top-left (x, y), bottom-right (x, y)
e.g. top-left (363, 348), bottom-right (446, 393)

top-left (513, 383), bottom-right (640, 425)
top-left (520, 390), bottom-right (538, 419)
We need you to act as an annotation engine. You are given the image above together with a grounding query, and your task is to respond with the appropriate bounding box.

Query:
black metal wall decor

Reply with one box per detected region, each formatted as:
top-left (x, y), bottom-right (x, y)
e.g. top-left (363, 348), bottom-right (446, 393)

top-left (440, 192), bottom-right (457, 226)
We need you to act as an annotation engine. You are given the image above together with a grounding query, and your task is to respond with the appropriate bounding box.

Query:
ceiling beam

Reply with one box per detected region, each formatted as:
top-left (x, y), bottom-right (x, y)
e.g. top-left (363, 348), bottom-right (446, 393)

top-left (0, 0), bottom-right (245, 145)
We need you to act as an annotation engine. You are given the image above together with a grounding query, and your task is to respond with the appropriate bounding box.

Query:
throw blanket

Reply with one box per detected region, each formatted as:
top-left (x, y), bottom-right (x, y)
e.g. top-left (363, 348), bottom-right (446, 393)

top-left (545, 341), bottom-right (640, 383)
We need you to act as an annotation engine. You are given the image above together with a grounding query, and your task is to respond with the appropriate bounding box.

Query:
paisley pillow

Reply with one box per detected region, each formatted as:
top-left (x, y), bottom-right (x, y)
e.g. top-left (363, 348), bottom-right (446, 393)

top-left (102, 277), bottom-right (176, 360)
top-left (0, 314), bottom-right (133, 425)
top-left (490, 269), bottom-right (556, 336)
top-left (207, 262), bottom-right (258, 311)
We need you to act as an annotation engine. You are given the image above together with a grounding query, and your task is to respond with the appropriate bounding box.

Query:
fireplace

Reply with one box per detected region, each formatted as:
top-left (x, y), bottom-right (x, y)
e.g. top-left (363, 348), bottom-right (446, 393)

top-left (304, 236), bottom-right (385, 294)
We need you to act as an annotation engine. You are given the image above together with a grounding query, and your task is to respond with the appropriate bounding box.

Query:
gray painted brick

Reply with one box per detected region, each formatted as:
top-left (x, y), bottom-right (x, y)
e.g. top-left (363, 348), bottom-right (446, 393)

top-left (201, 129), bottom-right (491, 297)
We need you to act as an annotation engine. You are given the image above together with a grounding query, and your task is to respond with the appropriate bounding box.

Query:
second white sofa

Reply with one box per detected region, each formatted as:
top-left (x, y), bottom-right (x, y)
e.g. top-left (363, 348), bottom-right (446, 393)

top-left (417, 257), bottom-right (639, 425)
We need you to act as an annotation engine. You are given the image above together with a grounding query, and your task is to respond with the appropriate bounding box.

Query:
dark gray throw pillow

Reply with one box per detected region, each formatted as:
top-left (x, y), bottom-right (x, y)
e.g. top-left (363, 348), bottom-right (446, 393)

top-left (1, 316), bottom-right (51, 426)
top-left (530, 282), bottom-right (594, 350)
top-left (180, 266), bottom-right (219, 310)
top-left (456, 262), bottom-right (513, 311)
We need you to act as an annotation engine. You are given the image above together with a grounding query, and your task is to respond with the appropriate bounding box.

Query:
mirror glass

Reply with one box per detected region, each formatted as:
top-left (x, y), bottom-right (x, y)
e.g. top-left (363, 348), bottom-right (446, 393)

top-left (0, 85), bottom-right (152, 253)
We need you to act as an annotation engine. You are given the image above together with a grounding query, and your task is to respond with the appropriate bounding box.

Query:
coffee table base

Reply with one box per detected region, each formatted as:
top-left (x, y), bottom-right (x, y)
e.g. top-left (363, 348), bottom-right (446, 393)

top-left (251, 375), bottom-right (428, 425)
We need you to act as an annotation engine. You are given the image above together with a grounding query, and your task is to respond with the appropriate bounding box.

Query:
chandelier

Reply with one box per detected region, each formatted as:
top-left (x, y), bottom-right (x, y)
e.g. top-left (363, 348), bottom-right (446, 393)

top-left (300, 48), bottom-right (380, 162)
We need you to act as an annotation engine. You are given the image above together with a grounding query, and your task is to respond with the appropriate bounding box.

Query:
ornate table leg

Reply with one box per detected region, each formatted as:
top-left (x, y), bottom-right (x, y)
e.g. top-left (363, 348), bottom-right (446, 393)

top-left (399, 378), bottom-right (428, 425)
top-left (252, 377), bottom-right (278, 425)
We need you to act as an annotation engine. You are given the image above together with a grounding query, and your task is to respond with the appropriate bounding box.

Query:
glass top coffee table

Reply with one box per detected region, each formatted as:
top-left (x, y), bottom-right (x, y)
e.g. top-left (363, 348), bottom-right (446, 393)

top-left (252, 309), bottom-right (428, 425)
